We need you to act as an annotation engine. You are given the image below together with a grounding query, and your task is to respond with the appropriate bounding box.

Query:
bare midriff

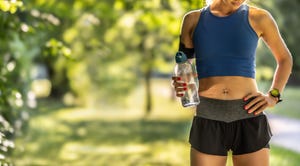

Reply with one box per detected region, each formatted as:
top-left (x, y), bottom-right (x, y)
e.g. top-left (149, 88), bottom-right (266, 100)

top-left (198, 76), bottom-right (258, 100)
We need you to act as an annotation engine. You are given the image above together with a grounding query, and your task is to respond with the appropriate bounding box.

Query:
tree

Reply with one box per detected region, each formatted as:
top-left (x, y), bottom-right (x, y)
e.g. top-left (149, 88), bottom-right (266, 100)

top-left (105, 0), bottom-right (206, 114)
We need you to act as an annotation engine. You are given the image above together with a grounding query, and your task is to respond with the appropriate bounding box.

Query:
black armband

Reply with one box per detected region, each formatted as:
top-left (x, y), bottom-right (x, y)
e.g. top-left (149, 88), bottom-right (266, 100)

top-left (179, 42), bottom-right (195, 59)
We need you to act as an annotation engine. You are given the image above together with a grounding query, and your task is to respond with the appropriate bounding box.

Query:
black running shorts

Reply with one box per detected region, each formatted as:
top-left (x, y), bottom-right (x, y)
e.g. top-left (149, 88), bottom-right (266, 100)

top-left (189, 97), bottom-right (273, 156)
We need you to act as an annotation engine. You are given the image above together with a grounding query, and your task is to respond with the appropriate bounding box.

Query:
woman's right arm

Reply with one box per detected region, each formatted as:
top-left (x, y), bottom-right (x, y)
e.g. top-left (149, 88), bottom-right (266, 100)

top-left (172, 11), bottom-right (200, 97)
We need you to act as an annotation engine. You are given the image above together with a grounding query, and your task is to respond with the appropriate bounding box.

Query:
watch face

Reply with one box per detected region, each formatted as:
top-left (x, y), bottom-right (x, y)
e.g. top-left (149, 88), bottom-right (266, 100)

top-left (270, 89), bottom-right (280, 97)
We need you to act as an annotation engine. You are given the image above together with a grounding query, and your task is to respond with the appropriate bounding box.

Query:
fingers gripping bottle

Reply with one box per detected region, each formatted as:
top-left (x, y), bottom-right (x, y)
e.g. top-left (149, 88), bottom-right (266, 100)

top-left (174, 51), bottom-right (200, 107)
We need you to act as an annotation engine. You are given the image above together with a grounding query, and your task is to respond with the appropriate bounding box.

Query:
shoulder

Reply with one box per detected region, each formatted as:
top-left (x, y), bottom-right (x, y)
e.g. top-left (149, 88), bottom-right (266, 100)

top-left (248, 5), bottom-right (278, 37)
top-left (183, 9), bottom-right (202, 19)
top-left (180, 8), bottom-right (204, 41)
top-left (248, 5), bottom-right (275, 25)
top-left (182, 9), bottom-right (202, 27)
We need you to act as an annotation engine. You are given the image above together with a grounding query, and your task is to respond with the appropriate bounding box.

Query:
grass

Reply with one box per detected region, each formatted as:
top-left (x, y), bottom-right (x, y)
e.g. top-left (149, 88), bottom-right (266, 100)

top-left (12, 79), bottom-right (300, 165)
top-left (13, 106), bottom-right (192, 165)
top-left (268, 87), bottom-right (300, 119)
top-left (270, 145), bottom-right (300, 166)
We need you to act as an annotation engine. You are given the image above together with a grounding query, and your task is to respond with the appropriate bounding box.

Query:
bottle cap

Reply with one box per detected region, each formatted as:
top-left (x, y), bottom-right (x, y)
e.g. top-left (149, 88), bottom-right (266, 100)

top-left (175, 51), bottom-right (188, 63)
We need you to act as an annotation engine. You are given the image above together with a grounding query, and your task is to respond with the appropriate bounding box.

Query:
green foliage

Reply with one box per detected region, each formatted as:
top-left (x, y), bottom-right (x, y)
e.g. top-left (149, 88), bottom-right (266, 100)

top-left (0, 0), bottom-right (23, 14)
top-left (100, 0), bottom-right (206, 112)
top-left (22, 0), bottom-right (207, 107)
top-left (0, 1), bottom-right (28, 164)
top-left (0, 0), bottom-right (67, 164)
top-left (43, 38), bottom-right (72, 59)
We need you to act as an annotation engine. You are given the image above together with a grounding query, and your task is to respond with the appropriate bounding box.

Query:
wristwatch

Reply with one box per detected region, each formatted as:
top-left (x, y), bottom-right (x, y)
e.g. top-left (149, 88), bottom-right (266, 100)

top-left (269, 88), bottom-right (282, 103)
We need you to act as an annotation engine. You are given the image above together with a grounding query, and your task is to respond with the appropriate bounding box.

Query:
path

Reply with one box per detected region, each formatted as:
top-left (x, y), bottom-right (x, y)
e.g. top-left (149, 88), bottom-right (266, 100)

top-left (267, 114), bottom-right (300, 153)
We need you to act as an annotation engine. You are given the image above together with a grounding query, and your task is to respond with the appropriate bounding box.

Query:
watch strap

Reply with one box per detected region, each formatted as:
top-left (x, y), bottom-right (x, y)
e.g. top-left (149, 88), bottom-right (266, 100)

top-left (269, 88), bottom-right (282, 104)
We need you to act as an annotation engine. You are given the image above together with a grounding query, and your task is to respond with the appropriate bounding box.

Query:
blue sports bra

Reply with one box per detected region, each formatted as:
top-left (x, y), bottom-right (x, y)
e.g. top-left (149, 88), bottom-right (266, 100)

top-left (193, 4), bottom-right (258, 79)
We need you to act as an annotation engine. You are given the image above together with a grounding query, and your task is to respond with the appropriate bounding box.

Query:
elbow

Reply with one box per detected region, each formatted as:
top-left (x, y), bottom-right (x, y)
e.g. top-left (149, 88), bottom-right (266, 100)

top-left (287, 54), bottom-right (293, 69)
top-left (278, 54), bottom-right (293, 73)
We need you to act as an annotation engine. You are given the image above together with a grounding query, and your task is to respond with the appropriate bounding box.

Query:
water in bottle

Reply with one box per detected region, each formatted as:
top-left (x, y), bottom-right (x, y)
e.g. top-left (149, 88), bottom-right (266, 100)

top-left (174, 51), bottom-right (200, 107)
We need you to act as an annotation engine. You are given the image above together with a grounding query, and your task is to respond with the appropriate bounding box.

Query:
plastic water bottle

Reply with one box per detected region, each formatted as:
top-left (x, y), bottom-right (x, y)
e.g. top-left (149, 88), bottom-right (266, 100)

top-left (174, 51), bottom-right (200, 107)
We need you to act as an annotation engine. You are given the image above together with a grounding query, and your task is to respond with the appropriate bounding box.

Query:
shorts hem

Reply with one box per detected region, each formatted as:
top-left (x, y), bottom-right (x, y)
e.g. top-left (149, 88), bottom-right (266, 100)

top-left (232, 142), bottom-right (271, 155)
top-left (190, 144), bottom-right (228, 156)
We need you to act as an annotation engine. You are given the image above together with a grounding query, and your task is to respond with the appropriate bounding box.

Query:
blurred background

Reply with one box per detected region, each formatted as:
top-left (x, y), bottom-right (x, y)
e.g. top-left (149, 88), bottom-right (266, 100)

top-left (0, 0), bottom-right (299, 165)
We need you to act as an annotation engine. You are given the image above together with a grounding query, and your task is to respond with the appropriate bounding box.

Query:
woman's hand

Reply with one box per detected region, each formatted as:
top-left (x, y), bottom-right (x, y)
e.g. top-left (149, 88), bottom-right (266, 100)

top-left (243, 92), bottom-right (278, 115)
top-left (171, 76), bottom-right (187, 97)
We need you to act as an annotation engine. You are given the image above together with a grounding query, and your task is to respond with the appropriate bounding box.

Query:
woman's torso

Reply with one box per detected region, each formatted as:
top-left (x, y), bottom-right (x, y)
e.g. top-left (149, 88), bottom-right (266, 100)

top-left (190, 5), bottom-right (262, 100)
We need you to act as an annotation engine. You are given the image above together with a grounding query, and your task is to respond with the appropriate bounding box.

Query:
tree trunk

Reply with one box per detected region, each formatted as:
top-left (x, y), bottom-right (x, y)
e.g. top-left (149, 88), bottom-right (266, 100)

top-left (145, 68), bottom-right (152, 115)
top-left (144, 51), bottom-right (154, 116)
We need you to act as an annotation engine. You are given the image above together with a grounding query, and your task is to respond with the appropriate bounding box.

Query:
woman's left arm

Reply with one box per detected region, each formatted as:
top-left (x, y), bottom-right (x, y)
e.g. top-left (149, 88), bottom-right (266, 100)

top-left (260, 11), bottom-right (293, 93)
top-left (244, 8), bottom-right (293, 115)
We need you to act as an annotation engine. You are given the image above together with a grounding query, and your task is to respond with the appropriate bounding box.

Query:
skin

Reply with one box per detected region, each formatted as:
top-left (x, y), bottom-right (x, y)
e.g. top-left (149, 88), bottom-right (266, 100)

top-left (172, 0), bottom-right (293, 165)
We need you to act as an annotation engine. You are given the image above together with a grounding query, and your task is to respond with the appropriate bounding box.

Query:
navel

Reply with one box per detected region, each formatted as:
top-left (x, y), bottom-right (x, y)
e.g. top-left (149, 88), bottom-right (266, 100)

top-left (222, 88), bottom-right (230, 95)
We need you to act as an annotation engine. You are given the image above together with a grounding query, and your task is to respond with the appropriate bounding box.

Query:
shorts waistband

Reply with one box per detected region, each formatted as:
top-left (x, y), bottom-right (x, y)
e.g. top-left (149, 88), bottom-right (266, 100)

top-left (196, 96), bottom-right (263, 122)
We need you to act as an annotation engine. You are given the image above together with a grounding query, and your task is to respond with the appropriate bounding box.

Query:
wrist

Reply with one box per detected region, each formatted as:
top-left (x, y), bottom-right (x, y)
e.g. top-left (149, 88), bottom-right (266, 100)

top-left (267, 93), bottom-right (279, 103)
top-left (268, 88), bottom-right (282, 104)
